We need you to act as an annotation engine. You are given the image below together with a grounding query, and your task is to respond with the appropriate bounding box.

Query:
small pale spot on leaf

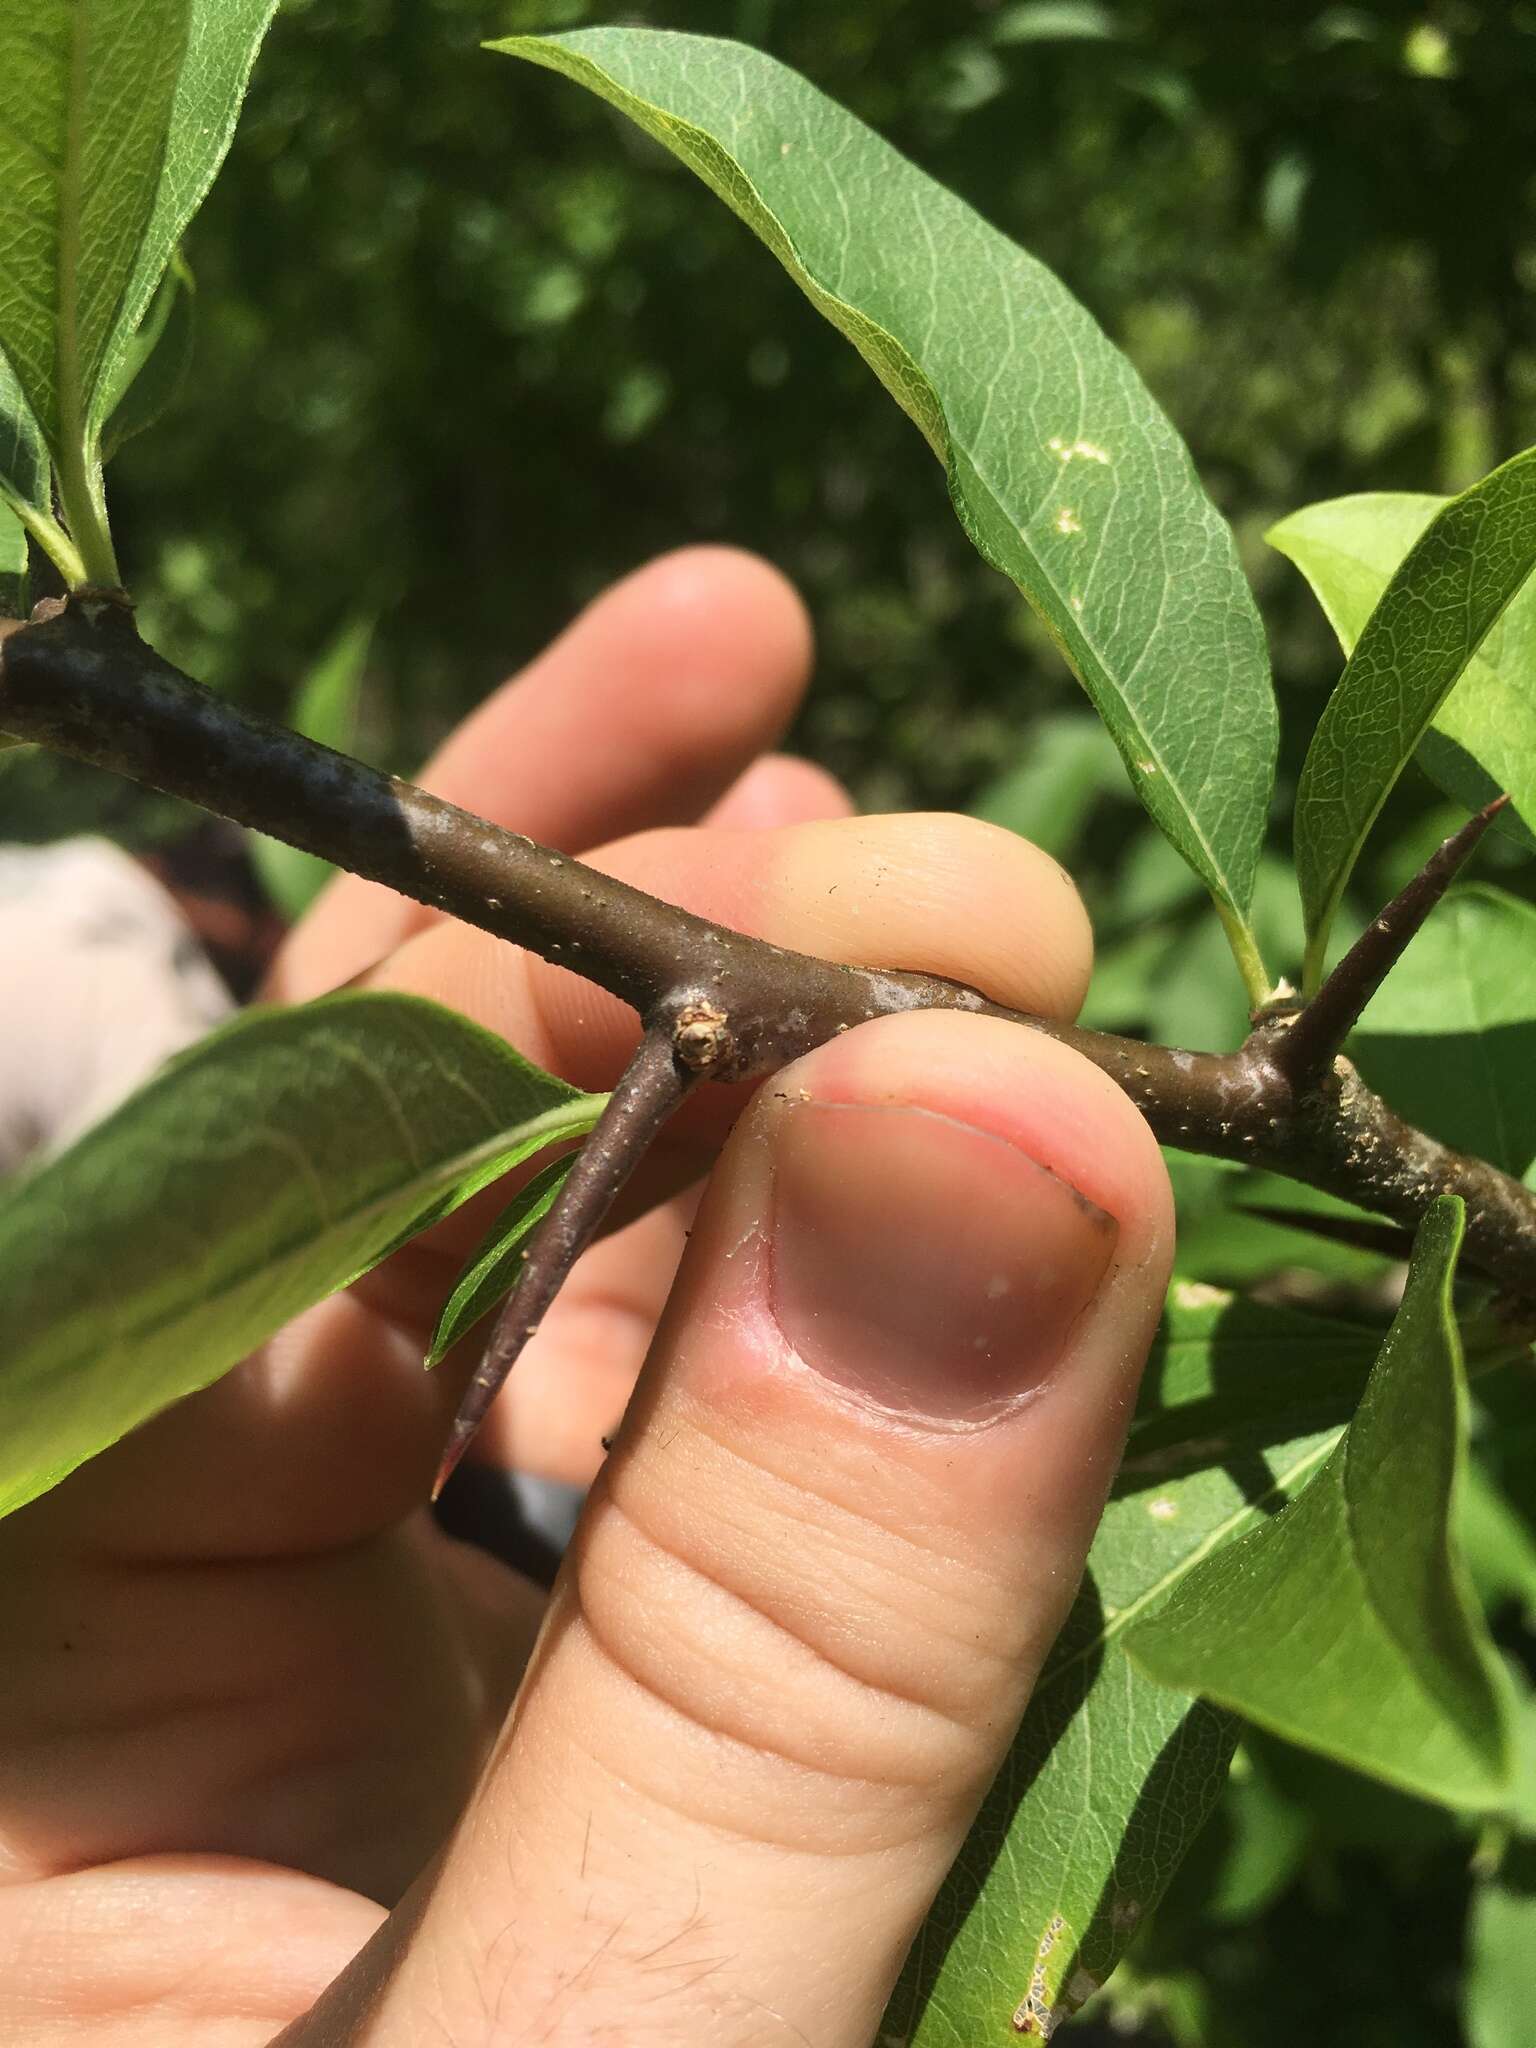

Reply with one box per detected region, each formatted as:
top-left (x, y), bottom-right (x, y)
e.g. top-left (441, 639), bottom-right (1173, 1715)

top-left (1172, 1279), bottom-right (1233, 1310)
top-left (1046, 435), bottom-right (1112, 465)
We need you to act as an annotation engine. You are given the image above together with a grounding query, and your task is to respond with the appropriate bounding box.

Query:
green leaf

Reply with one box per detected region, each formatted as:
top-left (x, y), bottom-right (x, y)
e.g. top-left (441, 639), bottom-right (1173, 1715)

top-left (0, 0), bottom-right (187, 453)
top-left (99, 250), bottom-right (196, 459)
top-left (0, 346), bottom-right (49, 517)
top-left (1076, 923), bottom-right (1172, 1033)
top-left (0, 992), bottom-right (603, 1521)
top-left (1, 345), bottom-right (71, 590)
top-left (0, 0), bottom-right (276, 583)
top-left (993, 2), bottom-right (1120, 44)
top-left (1352, 885), bottom-right (1536, 1183)
top-left (250, 616), bottom-right (375, 920)
top-left (1171, 1167), bottom-right (1394, 1293)
top-left (425, 1153), bottom-right (578, 1367)
top-left (496, 28), bottom-right (1277, 984)
top-left (1190, 1746), bottom-right (1310, 1926)
top-left (1460, 1458), bottom-right (1536, 1624)
top-left (1127, 1199), bottom-right (1514, 1811)
top-left (1275, 450), bottom-right (1536, 986)
top-left (969, 713), bottom-right (1124, 863)
top-left (89, 0), bottom-right (279, 441)
top-left (1467, 1840), bottom-right (1536, 2048)
top-left (0, 496), bottom-right (25, 617)
top-left (1241, 1727), bottom-right (1457, 1854)
top-left (1273, 490), bottom-right (1536, 859)
top-left (885, 1285), bottom-right (1379, 2042)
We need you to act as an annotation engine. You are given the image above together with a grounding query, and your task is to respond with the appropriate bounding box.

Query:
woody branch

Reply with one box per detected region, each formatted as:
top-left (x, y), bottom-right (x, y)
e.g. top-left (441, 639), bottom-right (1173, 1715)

top-left (3, 598), bottom-right (1533, 1326)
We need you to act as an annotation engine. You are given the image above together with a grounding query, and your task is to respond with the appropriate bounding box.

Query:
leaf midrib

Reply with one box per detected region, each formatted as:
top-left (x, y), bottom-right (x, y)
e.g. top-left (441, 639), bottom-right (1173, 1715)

top-left (57, 0), bottom-right (87, 452)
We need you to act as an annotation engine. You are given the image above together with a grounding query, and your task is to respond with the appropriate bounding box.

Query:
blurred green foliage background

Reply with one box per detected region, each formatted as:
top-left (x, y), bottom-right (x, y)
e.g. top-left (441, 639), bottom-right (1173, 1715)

top-left (111, 0), bottom-right (1535, 798)
top-left (6, 6), bottom-right (1536, 2040)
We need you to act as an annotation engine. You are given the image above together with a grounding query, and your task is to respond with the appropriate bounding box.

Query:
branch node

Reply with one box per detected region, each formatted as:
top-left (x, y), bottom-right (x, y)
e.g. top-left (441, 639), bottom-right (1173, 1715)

top-left (673, 997), bottom-right (736, 1074)
top-left (431, 1025), bottom-right (697, 1500)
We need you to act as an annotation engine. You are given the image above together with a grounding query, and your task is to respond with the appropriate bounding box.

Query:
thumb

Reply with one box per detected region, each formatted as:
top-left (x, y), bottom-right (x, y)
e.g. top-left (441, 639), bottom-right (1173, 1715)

top-left (294, 1011), bottom-right (1173, 2047)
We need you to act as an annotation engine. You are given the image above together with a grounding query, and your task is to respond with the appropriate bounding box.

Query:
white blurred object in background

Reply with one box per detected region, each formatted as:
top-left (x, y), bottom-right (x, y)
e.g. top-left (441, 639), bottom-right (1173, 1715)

top-left (0, 838), bottom-right (232, 1177)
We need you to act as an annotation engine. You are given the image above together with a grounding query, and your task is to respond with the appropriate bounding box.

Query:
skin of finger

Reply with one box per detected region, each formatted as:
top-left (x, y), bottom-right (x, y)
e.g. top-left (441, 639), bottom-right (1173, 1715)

top-left (0, 1856), bottom-right (385, 2045)
top-left (275, 547), bottom-right (815, 1000)
top-left (292, 1013), bottom-right (1173, 2048)
top-left (0, 1498), bottom-right (542, 1897)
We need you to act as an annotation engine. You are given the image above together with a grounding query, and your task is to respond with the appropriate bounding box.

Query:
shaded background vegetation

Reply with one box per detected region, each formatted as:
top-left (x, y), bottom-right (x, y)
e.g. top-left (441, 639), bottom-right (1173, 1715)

top-left (6, 3), bottom-right (1536, 2040)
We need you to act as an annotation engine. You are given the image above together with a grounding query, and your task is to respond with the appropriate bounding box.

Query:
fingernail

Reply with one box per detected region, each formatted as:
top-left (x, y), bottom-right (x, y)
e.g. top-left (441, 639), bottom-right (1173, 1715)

top-left (769, 1102), bottom-right (1118, 1422)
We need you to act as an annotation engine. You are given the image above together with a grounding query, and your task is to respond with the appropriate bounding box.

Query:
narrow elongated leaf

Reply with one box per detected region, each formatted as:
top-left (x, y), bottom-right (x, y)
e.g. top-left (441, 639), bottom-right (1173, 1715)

top-left (0, 498), bottom-right (24, 617)
top-left (91, 0), bottom-right (279, 436)
top-left (1467, 1843), bottom-right (1536, 2048)
top-left (1461, 1460), bottom-right (1536, 1624)
top-left (1352, 885), bottom-right (1536, 1183)
top-left (0, 1), bottom-right (187, 452)
top-left (1271, 489), bottom-right (1536, 856)
top-left (1, 348), bottom-right (50, 606)
top-left (0, 0), bottom-right (275, 479)
top-left (1127, 1200), bottom-right (1514, 1811)
top-left (425, 1153), bottom-right (578, 1367)
top-left (994, 3), bottom-right (1120, 45)
top-left (496, 29), bottom-right (1277, 964)
top-left (1280, 449), bottom-right (1536, 984)
top-left (1467, 1675), bottom-right (1536, 2048)
top-left (99, 251), bottom-right (196, 459)
top-left (0, 348), bottom-right (49, 515)
top-left (885, 1286), bottom-right (1379, 2042)
top-left (0, 993), bottom-right (603, 1521)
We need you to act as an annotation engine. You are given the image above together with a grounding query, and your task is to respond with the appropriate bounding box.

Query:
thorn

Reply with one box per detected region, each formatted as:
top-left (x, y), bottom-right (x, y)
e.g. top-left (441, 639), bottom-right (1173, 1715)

top-left (1276, 795), bottom-right (1509, 1089)
top-left (431, 1026), bottom-right (696, 1497)
top-left (1238, 1204), bottom-right (1418, 1261)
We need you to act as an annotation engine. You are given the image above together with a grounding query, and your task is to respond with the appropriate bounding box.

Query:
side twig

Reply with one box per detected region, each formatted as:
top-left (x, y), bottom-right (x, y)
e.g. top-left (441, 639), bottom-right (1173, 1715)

top-left (433, 1021), bottom-right (706, 1495)
top-left (1275, 797), bottom-right (1509, 1090)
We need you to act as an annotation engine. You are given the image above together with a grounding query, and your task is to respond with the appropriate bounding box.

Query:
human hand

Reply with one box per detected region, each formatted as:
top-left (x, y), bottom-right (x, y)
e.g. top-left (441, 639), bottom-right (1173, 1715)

top-left (0, 549), bottom-right (1172, 2046)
